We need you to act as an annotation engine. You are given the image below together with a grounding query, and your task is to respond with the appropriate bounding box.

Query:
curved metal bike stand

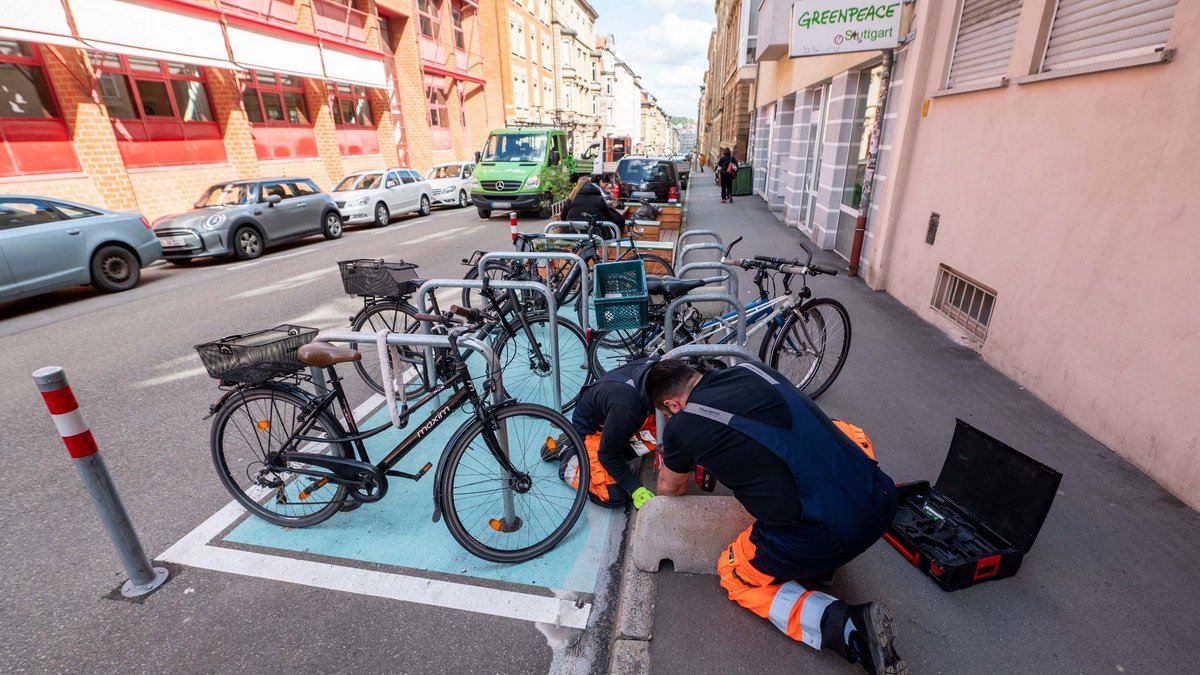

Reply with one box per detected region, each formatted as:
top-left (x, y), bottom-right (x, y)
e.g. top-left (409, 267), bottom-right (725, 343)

top-left (653, 341), bottom-right (761, 451)
top-left (478, 251), bottom-right (590, 332)
top-left (677, 242), bottom-right (726, 272)
top-left (416, 278), bottom-right (562, 411)
top-left (676, 260), bottom-right (739, 299)
top-left (675, 230), bottom-right (723, 261)
top-left (546, 220), bottom-right (620, 239)
top-left (517, 232), bottom-right (609, 262)
top-left (663, 292), bottom-right (748, 352)
top-left (313, 331), bottom-right (519, 524)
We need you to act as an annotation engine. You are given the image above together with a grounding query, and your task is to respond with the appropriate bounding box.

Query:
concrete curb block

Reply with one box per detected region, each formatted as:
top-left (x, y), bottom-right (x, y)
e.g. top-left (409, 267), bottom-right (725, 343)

top-left (630, 496), bottom-right (753, 575)
top-left (609, 639), bottom-right (651, 675)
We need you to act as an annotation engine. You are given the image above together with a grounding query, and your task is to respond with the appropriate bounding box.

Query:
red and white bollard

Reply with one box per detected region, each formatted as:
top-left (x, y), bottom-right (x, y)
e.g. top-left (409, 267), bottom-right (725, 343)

top-left (509, 211), bottom-right (519, 243)
top-left (33, 366), bottom-right (169, 598)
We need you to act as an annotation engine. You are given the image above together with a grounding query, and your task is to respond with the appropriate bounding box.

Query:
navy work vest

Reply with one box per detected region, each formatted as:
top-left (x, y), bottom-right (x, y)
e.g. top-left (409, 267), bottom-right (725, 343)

top-left (682, 362), bottom-right (896, 569)
top-left (571, 357), bottom-right (656, 438)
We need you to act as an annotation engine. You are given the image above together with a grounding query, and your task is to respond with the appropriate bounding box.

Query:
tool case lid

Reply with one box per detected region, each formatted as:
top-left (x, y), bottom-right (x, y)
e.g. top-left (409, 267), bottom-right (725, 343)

top-left (934, 419), bottom-right (1063, 553)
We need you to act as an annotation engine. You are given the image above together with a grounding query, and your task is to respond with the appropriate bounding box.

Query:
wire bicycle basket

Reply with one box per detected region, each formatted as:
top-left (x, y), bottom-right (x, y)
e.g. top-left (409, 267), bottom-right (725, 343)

top-left (338, 259), bottom-right (420, 298)
top-left (194, 324), bottom-right (318, 384)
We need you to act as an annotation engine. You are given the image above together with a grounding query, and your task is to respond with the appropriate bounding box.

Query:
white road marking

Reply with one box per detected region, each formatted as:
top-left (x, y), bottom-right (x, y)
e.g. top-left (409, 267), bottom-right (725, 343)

top-left (232, 268), bottom-right (335, 300)
top-left (156, 391), bottom-right (594, 630)
top-left (401, 226), bottom-right (470, 246)
top-left (134, 365), bottom-right (209, 389)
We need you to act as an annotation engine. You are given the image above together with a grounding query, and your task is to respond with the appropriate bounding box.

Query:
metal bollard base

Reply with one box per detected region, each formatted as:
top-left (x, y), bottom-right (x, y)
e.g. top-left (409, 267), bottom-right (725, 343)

top-left (121, 566), bottom-right (169, 598)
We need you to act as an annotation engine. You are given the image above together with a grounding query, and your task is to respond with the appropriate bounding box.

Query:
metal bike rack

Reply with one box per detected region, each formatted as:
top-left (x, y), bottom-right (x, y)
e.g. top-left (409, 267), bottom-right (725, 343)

top-left (653, 340), bottom-right (761, 450)
top-left (675, 230), bottom-right (723, 258)
top-left (478, 251), bottom-right (590, 331)
top-left (677, 242), bottom-right (726, 271)
top-left (416, 278), bottom-right (564, 411)
top-left (546, 220), bottom-right (620, 239)
top-left (663, 292), bottom-right (748, 351)
top-left (517, 232), bottom-right (610, 262)
top-left (676, 260), bottom-right (739, 298)
top-left (313, 331), bottom-right (519, 523)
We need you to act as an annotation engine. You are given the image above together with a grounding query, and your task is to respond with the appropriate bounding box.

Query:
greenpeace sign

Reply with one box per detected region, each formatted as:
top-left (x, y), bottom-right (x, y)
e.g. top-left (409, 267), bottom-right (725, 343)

top-left (790, 1), bottom-right (902, 56)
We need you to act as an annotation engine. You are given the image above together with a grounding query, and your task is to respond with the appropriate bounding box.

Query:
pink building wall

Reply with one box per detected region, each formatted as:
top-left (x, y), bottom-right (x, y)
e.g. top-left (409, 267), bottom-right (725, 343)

top-left (876, 2), bottom-right (1200, 508)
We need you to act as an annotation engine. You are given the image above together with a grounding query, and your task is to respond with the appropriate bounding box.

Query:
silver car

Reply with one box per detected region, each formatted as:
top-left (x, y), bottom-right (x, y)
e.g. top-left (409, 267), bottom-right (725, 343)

top-left (0, 195), bottom-right (161, 302)
top-left (153, 178), bottom-right (342, 262)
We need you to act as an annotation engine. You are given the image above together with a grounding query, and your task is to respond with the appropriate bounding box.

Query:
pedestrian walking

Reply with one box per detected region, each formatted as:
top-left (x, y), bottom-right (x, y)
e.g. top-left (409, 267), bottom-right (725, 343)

top-left (645, 360), bottom-right (906, 675)
top-left (717, 148), bottom-right (738, 203)
top-left (698, 152), bottom-right (707, 173)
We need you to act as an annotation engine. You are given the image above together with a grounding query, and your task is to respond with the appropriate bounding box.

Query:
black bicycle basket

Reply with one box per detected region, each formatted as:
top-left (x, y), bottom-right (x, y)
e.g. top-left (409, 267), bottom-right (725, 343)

top-left (194, 324), bottom-right (318, 383)
top-left (338, 259), bottom-right (420, 297)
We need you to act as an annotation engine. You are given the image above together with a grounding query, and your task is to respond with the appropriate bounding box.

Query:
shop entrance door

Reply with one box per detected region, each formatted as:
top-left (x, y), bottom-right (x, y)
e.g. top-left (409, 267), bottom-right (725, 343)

top-left (835, 66), bottom-right (883, 259)
top-left (802, 84), bottom-right (828, 233)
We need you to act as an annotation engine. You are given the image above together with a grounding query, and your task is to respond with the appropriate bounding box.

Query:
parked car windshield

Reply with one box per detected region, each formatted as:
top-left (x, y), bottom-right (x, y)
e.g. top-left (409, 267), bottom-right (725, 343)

top-left (425, 165), bottom-right (463, 179)
top-left (618, 159), bottom-right (669, 183)
top-left (481, 134), bottom-right (547, 163)
top-left (195, 184), bottom-right (251, 208)
top-left (334, 173), bottom-right (383, 191)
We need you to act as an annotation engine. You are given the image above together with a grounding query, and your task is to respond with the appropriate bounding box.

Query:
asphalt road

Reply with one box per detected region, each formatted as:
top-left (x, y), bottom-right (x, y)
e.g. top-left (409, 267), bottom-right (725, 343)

top-left (0, 206), bottom-right (618, 674)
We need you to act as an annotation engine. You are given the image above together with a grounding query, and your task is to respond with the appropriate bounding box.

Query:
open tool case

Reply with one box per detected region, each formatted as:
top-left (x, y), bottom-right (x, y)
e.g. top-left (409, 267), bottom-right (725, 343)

top-left (884, 419), bottom-right (1062, 591)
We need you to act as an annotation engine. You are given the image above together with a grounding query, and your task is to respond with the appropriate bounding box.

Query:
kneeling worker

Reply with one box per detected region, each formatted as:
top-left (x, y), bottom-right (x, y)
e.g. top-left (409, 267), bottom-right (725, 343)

top-left (645, 359), bottom-right (905, 675)
top-left (553, 358), bottom-right (658, 509)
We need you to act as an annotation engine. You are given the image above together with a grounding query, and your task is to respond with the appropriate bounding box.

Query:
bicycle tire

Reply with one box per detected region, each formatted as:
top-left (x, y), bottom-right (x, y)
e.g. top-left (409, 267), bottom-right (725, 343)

top-left (210, 385), bottom-right (351, 527)
top-left (439, 403), bottom-right (589, 563)
top-left (461, 260), bottom-right (528, 310)
top-left (493, 312), bottom-right (590, 411)
top-left (619, 250), bottom-right (674, 277)
top-left (768, 298), bottom-right (851, 399)
top-left (539, 247), bottom-right (583, 307)
top-left (586, 320), bottom-right (693, 376)
top-left (351, 300), bottom-right (426, 396)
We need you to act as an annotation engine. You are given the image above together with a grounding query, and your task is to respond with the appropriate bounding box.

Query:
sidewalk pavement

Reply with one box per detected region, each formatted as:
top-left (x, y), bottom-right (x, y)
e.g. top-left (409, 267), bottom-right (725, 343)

top-left (616, 177), bottom-right (1200, 673)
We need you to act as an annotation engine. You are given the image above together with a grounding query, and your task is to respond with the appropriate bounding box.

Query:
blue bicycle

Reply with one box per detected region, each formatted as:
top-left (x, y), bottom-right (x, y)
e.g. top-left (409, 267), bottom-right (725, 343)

top-left (586, 237), bottom-right (851, 399)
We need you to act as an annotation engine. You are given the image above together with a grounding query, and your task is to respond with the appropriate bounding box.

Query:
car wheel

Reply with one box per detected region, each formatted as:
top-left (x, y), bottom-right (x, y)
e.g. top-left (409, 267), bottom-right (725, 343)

top-left (323, 212), bottom-right (343, 239)
top-left (374, 203), bottom-right (390, 228)
top-left (418, 195), bottom-right (431, 217)
top-left (458, 190), bottom-right (468, 208)
top-left (169, 258), bottom-right (193, 265)
top-left (233, 226), bottom-right (263, 260)
top-left (477, 207), bottom-right (491, 219)
top-left (90, 245), bottom-right (140, 293)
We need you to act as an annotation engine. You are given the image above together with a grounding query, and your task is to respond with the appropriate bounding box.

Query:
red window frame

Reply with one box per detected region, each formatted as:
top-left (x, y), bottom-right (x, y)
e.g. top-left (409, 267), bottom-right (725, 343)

top-left (450, 0), bottom-right (465, 51)
top-left (426, 84), bottom-right (449, 129)
top-left (216, 0), bottom-right (297, 24)
top-left (95, 53), bottom-right (225, 168)
top-left (0, 40), bottom-right (80, 176)
top-left (241, 70), bottom-right (317, 161)
top-left (328, 82), bottom-right (374, 128)
top-left (417, 0), bottom-right (442, 40)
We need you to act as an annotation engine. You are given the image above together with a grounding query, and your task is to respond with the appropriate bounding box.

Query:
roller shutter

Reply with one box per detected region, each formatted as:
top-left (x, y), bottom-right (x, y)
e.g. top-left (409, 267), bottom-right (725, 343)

top-left (1042, 0), bottom-right (1179, 71)
top-left (947, 0), bottom-right (1022, 88)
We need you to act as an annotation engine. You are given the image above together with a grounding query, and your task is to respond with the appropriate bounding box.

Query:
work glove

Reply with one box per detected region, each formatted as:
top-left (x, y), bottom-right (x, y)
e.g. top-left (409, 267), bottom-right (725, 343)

top-left (631, 487), bottom-right (655, 510)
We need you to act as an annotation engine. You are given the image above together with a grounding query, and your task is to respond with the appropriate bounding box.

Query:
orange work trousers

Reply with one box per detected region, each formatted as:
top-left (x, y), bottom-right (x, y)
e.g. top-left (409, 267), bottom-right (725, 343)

top-left (567, 415), bottom-right (656, 507)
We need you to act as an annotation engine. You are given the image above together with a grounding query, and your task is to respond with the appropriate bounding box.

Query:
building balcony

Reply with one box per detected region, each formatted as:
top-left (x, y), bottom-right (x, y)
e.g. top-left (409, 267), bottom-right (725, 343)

top-left (755, 0), bottom-right (790, 61)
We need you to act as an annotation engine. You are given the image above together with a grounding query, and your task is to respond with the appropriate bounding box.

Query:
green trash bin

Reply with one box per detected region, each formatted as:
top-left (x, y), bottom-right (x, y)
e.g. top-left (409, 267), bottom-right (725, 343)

top-left (733, 163), bottom-right (753, 196)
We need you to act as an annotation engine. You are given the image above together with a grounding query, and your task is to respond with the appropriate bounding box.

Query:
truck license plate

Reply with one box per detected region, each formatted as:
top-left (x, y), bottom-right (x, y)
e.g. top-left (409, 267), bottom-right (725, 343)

top-left (161, 237), bottom-right (188, 248)
top-left (491, 201), bottom-right (512, 209)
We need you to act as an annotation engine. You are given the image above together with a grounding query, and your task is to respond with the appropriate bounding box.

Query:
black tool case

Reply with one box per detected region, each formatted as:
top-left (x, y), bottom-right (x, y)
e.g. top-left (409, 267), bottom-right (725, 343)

top-left (884, 419), bottom-right (1062, 591)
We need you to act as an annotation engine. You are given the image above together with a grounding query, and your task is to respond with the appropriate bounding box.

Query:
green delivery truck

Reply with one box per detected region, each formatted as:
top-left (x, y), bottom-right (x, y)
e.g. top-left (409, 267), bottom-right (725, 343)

top-left (470, 127), bottom-right (572, 219)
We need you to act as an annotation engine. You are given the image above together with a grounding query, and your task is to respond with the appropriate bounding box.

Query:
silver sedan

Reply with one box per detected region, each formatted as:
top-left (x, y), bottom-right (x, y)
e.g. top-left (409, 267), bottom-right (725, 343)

top-left (0, 195), bottom-right (161, 303)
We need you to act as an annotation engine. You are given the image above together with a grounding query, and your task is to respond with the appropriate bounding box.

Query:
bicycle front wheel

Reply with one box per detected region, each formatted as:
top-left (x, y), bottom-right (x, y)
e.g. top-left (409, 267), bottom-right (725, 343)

top-left (440, 404), bottom-right (589, 563)
top-left (493, 313), bottom-right (590, 411)
top-left (768, 298), bottom-right (851, 399)
top-left (210, 385), bottom-right (352, 527)
top-left (351, 300), bottom-right (425, 396)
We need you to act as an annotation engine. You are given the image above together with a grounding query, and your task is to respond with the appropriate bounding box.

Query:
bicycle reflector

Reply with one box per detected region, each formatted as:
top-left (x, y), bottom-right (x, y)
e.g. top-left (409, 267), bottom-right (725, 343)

top-left (256, 419), bottom-right (271, 430)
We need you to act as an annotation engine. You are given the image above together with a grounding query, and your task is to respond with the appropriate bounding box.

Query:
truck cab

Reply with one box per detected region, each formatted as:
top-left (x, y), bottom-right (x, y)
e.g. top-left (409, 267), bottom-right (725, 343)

top-left (470, 128), bottom-right (571, 219)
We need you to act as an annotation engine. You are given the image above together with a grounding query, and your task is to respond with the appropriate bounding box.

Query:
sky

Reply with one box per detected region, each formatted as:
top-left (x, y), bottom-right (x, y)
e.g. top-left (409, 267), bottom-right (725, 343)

top-left (591, 0), bottom-right (715, 120)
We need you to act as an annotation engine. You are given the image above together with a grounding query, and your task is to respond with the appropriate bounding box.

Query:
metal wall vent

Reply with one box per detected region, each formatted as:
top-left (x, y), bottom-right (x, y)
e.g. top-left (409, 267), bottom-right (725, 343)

top-left (926, 212), bottom-right (940, 245)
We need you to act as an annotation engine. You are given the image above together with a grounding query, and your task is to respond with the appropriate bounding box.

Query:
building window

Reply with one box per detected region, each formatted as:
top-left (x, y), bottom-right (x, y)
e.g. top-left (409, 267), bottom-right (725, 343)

top-left (541, 37), bottom-right (552, 68)
top-left (560, 39), bottom-right (570, 64)
top-left (450, 1), bottom-right (466, 50)
top-left (0, 40), bottom-right (58, 119)
top-left (427, 84), bottom-right (449, 128)
top-left (329, 82), bottom-right (373, 126)
top-left (510, 13), bottom-right (525, 57)
top-left (946, 0), bottom-right (1021, 88)
top-left (512, 66), bottom-right (528, 109)
top-left (97, 55), bottom-right (214, 122)
top-left (242, 71), bottom-right (309, 126)
top-left (217, 0), bottom-right (296, 24)
top-left (1041, 0), bottom-right (1179, 72)
top-left (379, 16), bottom-right (395, 52)
top-left (591, 95), bottom-right (597, 115)
top-left (932, 265), bottom-right (996, 341)
top-left (417, 0), bottom-right (441, 40)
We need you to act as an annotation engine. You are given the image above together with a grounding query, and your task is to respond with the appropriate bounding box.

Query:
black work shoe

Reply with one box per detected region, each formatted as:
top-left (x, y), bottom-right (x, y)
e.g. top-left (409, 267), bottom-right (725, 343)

top-left (541, 433), bottom-right (569, 462)
top-left (849, 603), bottom-right (907, 675)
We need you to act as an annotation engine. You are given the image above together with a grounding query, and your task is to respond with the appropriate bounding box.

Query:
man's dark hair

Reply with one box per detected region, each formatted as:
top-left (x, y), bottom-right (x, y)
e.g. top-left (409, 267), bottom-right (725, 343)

top-left (723, 148), bottom-right (732, 157)
top-left (645, 360), bottom-right (701, 410)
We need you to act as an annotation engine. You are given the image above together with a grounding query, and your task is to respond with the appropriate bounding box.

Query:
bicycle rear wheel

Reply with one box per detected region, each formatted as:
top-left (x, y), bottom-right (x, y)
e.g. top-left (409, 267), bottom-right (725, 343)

top-left (493, 313), bottom-right (590, 411)
top-left (768, 298), bottom-right (851, 399)
top-left (440, 404), bottom-right (588, 563)
top-left (619, 251), bottom-right (674, 277)
top-left (351, 300), bottom-right (425, 396)
top-left (210, 385), bottom-right (351, 527)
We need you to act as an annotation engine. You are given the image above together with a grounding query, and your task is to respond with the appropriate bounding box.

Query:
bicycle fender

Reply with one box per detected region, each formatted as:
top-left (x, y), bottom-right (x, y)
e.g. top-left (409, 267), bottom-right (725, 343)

top-left (429, 397), bottom-right (522, 522)
top-left (205, 381), bottom-right (316, 419)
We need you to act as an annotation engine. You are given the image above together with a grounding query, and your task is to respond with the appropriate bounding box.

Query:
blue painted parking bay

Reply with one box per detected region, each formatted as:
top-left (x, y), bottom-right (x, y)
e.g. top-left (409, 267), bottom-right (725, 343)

top-left (220, 325), bottom-right (613, 596)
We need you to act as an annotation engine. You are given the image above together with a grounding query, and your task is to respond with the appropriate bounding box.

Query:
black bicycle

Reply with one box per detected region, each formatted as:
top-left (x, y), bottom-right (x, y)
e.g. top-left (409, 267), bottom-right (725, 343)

top-left (198, 311), bottom-right (589, 563)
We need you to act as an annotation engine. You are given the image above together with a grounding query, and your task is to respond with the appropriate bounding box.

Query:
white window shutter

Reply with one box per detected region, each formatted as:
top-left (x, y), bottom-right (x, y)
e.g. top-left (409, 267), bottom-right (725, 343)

top-left (1042, 0), bottom-right (1179, 71)
top-left (947, 0), bottom-right (1023, 88)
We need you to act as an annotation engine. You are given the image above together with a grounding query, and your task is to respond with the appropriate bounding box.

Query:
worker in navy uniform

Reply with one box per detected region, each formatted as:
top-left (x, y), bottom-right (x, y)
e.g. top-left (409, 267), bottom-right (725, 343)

top-left (549, 358), bottom-right (658, 509)
top-left (645, 359), bottom-right (905, 675)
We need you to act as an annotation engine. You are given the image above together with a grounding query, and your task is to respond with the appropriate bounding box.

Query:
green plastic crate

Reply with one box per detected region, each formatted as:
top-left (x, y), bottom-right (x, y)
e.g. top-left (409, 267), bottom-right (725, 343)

top-left (593, 259), bottom-right (650, 330)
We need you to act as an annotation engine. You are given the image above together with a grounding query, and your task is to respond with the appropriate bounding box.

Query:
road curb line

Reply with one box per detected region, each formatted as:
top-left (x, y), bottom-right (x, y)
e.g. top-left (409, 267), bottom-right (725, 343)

top-left (606, 458), bottom-right (659, 674)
